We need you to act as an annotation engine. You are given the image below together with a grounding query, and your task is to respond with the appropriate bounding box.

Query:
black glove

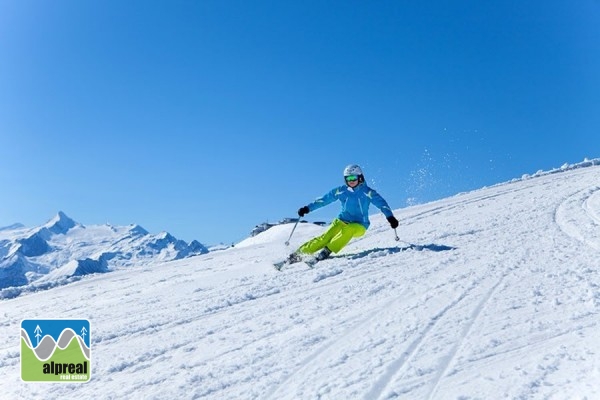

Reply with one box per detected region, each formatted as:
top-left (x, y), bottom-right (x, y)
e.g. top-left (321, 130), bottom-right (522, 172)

top-left (298, 206), bottom-right (310, 217)
top-left (387, 215), bottom-right (399, 229)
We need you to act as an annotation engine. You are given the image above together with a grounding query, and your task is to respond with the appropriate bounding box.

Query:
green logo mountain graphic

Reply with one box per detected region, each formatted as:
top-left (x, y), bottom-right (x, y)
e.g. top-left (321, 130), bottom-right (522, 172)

top-left (21, 319), bottom-right (91, 382)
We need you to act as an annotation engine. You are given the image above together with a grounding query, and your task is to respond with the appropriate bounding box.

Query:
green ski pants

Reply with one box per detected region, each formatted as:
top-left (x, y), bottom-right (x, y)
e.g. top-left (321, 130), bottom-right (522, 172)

top-left (298, 218), bottom-right (366, 254)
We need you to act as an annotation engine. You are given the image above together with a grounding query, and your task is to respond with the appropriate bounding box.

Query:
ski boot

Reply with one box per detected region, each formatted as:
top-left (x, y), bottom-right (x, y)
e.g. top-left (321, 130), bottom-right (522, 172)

top-left (315, 247), bottom-right (332, 261)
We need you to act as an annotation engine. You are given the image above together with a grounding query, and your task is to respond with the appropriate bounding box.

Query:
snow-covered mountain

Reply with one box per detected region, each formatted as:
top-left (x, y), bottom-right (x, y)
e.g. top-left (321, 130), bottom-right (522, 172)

top-left (1, 159), bottom-right (600, 399)
top-left (0, 212), bottom-right (208, 298)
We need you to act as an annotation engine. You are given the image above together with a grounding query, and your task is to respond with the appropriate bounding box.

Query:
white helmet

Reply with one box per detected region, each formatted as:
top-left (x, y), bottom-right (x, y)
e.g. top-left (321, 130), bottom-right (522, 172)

top-left (343, 164), bottom-right (365, 185)
top-left (343, 164), bottom-right (363, 176)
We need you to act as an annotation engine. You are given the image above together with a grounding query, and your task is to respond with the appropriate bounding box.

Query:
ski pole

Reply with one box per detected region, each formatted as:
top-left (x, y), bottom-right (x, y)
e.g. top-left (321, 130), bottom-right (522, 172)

top-left (393, 228), bottom-right (400, 241)
top-left (285, 218), bottom-right (301, 246)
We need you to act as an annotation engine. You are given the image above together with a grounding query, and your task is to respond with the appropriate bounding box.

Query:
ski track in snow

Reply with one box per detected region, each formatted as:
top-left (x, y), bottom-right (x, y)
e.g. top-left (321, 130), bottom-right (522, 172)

top-left (264, 287), bottom-right (414, 399)
top-left (1, 164), bottom-right (600, 399)
top-left (423, 271), bottom-right (507, 400)
top-left (555, 186), bottom-right (600, 250)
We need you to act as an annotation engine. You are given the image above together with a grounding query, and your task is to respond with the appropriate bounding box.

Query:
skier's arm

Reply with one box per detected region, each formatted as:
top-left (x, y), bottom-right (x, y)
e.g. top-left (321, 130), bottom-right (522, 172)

top-left (370, 190), bottom-right (399, 228)
top-left (307, 187), bottom-right (344, 213)
top-left (368, 190), bottom-right (394, 218)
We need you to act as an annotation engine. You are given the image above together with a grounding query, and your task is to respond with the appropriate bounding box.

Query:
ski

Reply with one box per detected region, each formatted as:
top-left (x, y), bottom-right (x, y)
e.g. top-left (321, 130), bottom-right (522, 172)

top-left (273, 258), bottom-right (312, 271)
top-left (274, 253), bottom-right (325, 271)
top-left (304, 256), bottom-right (320, 268)
top-left (273, 255), bottom-right (301, 271)
top-left (273, 260), bottom-right (290, 271)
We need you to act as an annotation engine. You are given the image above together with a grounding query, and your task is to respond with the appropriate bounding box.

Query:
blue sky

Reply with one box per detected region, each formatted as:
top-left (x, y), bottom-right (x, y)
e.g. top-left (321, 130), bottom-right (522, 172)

top-left (1, 1), bottom-right (599, 245)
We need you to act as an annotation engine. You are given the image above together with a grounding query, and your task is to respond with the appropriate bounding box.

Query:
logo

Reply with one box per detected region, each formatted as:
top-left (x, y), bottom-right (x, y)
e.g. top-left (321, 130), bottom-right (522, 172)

top-left (20, 319), bottom-right (91, 382)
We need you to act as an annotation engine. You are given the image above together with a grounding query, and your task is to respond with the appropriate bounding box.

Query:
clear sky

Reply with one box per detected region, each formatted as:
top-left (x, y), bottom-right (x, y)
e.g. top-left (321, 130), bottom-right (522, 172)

top-left (1, 1), bottom-right (599, 245)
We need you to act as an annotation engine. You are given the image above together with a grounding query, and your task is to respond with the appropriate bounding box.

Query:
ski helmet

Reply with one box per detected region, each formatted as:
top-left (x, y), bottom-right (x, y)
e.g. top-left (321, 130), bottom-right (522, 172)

top-left (343, 164), bottom-right (365, 185)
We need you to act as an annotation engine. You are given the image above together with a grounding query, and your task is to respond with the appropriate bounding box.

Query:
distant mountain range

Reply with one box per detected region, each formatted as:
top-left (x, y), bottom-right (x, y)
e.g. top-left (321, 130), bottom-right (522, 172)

top-left (0, 212), bottom-right (208, 299)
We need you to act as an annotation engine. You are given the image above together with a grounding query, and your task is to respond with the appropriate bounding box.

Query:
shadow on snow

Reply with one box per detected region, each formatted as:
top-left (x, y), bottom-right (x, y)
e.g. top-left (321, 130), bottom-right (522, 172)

top-left (336, 243), bottom-right (456, 260)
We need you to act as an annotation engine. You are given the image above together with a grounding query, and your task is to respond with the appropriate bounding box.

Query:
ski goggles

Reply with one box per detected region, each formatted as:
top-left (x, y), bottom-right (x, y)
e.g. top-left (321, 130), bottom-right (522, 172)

top-left (345, 175), bottom-right (359, 182)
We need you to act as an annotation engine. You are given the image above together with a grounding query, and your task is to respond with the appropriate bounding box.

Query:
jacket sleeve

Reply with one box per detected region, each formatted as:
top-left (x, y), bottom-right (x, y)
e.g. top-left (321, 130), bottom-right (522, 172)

top-left (307, 186), bottom-right (345, 212)
top-left (368, 189), bottom-right (394, 218)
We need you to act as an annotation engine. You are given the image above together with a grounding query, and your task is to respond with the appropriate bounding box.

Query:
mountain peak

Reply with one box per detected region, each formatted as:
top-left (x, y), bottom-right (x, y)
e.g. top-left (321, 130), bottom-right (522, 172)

top-left (54, 211), bottom-right (71, 222)
top-left (44, 211), bottom-right (77, 235)
top-left (0, 223), bottom-right (25, 231)
top-left (129, 224), bottom-right (149, 236)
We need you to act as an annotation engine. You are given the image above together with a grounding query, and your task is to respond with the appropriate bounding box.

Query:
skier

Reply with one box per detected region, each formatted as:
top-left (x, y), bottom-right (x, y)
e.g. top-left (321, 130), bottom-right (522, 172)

top-left (286, 164), bottom-right (399, 264)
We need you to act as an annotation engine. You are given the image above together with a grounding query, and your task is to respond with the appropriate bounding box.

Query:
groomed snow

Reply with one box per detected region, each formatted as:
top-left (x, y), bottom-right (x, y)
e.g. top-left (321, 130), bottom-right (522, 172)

top-left (1, 162), bottom-right (600, 399)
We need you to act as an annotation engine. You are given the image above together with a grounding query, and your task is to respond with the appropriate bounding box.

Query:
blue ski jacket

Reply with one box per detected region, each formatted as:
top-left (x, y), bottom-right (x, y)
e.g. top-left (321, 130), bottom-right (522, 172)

top-left (307, 183), bottom-right (394, 229)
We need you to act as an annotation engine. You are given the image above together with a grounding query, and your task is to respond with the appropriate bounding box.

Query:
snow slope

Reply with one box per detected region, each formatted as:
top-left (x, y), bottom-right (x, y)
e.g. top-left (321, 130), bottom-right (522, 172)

top-left (1, 161), bottom-right (600, 399)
